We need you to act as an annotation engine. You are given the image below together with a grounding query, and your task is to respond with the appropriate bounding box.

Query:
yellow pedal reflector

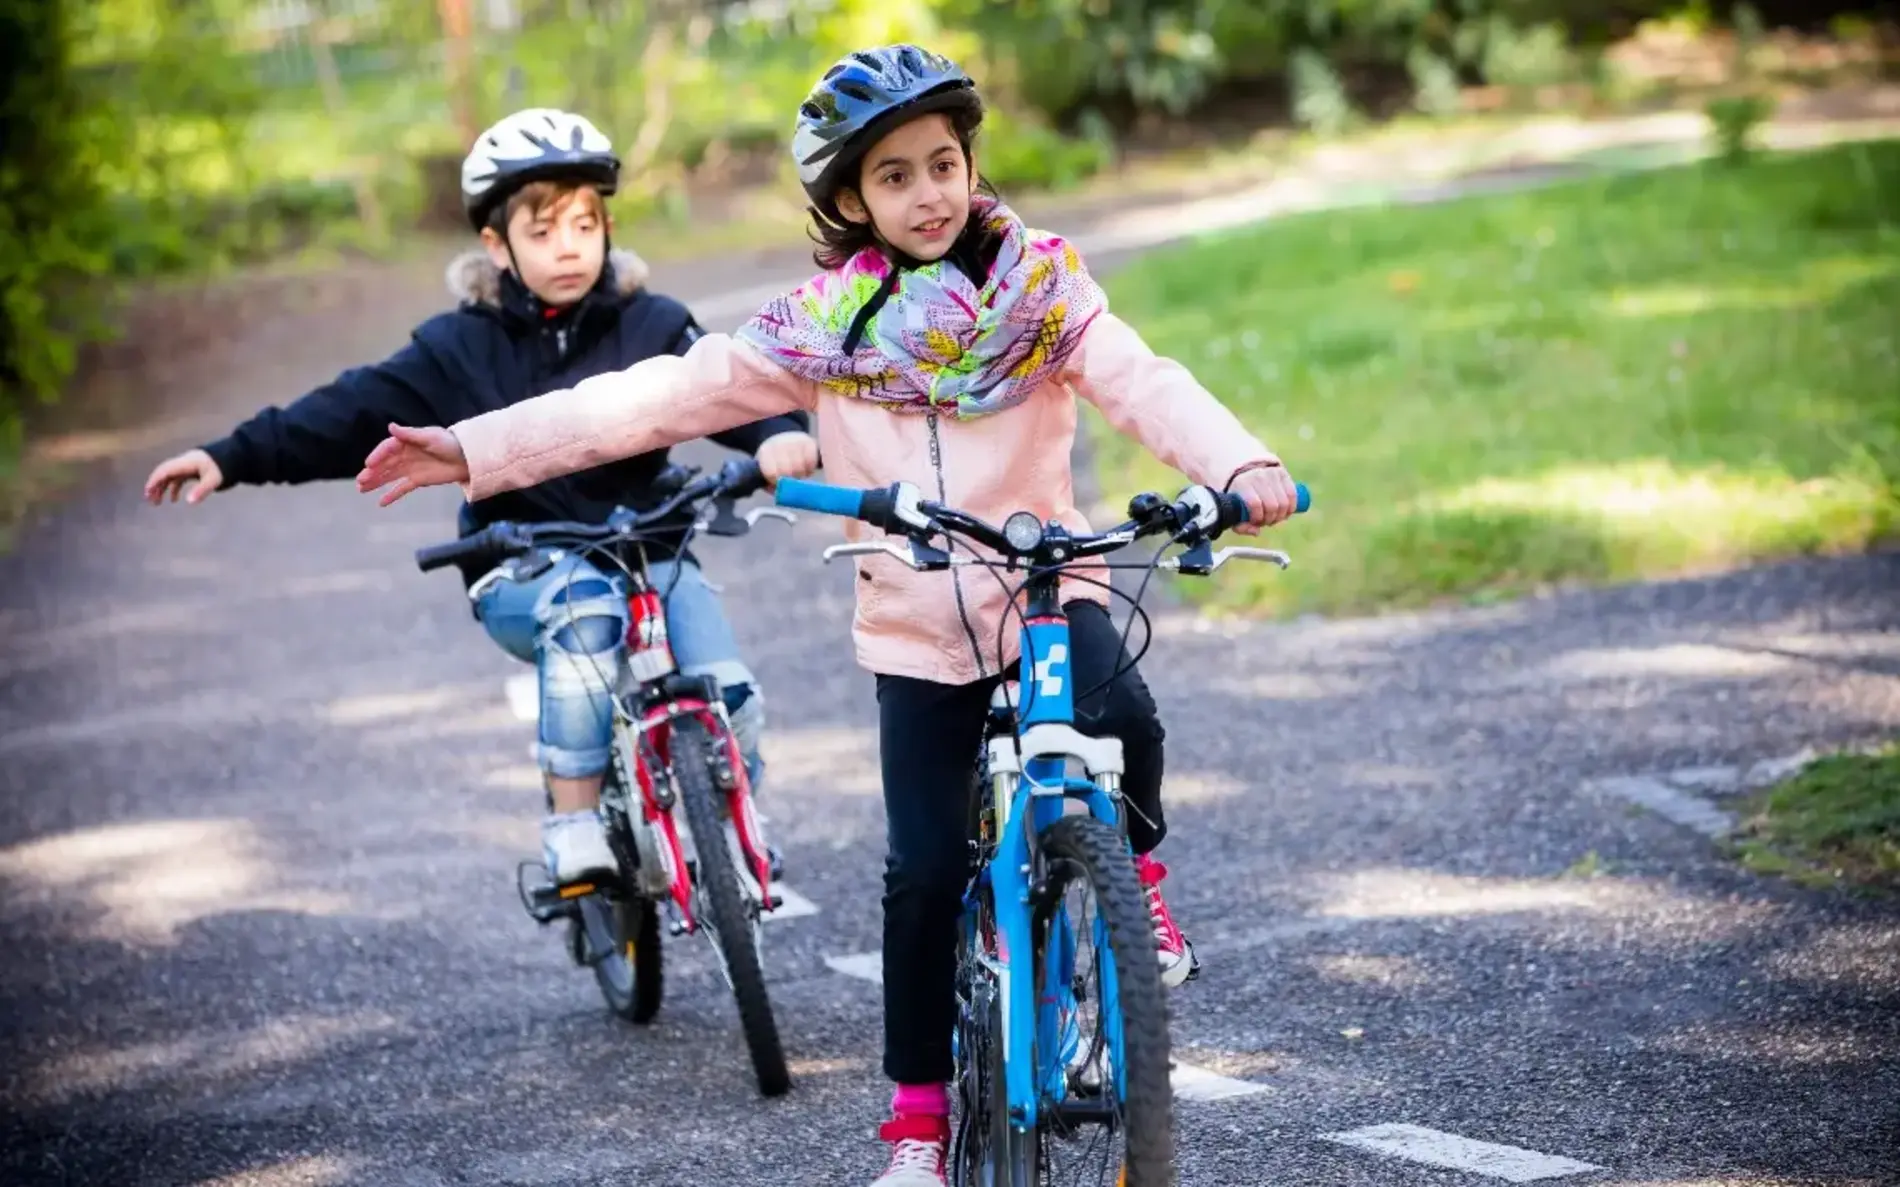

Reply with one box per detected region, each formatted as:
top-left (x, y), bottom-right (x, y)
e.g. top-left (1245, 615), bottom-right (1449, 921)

top-left (558, 883), bottom-right (597, 899)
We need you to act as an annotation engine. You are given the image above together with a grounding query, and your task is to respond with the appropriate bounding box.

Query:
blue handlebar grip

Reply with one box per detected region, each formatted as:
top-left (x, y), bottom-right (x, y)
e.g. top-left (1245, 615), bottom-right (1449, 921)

top-left (774, 477), bottom-right (864, 519)
top-left (1295, 482), bottom-right (1311, 514)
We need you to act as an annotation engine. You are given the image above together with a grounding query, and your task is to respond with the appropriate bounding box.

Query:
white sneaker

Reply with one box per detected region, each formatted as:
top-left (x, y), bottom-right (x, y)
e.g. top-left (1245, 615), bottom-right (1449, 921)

top-left (542, 811), bottom-right (616, 884)
top-left (870, 1115), bottom-right (949, 1186)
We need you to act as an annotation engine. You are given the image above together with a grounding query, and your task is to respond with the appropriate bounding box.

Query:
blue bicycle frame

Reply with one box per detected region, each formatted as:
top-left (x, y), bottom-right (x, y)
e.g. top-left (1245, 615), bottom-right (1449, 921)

top-left (980, 585), bottom-right (1134, 1134)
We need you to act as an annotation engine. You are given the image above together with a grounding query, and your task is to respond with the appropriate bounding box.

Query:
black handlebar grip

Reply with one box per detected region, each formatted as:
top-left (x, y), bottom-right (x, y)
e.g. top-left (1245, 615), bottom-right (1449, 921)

top-left (414, 525), bottom-right (507, 573)
top-left (1217, 491), bottom-right (1252, 530)
top-left (723, 457), bottom-right (767, 500)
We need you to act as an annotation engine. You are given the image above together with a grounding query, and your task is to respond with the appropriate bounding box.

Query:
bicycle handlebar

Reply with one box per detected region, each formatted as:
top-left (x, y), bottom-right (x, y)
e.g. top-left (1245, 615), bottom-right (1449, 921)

top-left (414, 458), bottom-right (768, 574)
top-left (774, 475), bottom-right (1309, 564)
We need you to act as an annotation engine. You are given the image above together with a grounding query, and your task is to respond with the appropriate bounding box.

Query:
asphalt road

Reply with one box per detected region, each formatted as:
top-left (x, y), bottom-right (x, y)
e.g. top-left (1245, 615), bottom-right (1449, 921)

top-left (1, 239), bottom-right (1896, 1187)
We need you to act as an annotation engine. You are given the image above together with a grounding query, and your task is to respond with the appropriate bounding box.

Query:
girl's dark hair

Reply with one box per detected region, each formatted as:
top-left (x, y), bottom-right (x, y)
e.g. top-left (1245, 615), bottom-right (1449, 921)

top-left (807, 90), bottom-right (993, 270)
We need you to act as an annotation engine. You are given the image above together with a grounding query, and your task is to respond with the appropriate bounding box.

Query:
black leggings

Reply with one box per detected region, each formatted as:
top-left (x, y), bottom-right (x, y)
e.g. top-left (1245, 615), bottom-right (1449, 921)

top-left (875, 599), bottom-right (1166, 1085)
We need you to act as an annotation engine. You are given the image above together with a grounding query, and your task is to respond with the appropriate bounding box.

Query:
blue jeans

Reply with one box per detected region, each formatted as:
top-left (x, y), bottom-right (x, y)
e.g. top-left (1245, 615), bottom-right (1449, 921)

top-left (477, 553), bottom-right (766, 788)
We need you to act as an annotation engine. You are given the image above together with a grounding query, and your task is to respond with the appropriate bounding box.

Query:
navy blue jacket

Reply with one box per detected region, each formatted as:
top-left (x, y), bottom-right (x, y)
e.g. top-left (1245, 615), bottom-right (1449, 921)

top-left (201, 249), bottom-right (808, 581)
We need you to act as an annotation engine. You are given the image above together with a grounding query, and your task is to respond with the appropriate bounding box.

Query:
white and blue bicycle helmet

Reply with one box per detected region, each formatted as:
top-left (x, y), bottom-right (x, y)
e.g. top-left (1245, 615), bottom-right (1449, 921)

top-left (461, 108), bottom-right (620, 232)
top-left (792, 44), bottom-right (979, 209)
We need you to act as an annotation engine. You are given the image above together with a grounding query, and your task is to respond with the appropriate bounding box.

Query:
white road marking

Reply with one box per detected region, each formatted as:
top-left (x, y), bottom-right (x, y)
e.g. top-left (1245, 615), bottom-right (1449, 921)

top-left (1663, 764), bottom-right (1741, 790)
top-left (764, 882), bottom-right (820, 922)
top-left (504, 674), bottom-right (538, 723)
top-left (1321, 1123), bottom-right (1605, 1182)
top-left (1169, 1062), bottom-right (1269, 1101)
top-left (1588, 773), bottom-right (1735, 838)
top-left (825, 952), bottom-right (884, 984)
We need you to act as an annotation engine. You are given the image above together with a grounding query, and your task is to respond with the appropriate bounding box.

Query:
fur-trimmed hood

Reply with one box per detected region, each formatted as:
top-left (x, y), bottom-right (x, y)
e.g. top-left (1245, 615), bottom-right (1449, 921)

top-left (444, 247), bottom-right (651, 309)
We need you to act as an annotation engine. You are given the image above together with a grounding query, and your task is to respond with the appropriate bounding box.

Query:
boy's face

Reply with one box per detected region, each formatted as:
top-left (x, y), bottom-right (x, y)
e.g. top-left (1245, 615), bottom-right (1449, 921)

top-left (481, 186), bottom-right (608, 308)
top-left (837, 113), bottom-right (974, 263)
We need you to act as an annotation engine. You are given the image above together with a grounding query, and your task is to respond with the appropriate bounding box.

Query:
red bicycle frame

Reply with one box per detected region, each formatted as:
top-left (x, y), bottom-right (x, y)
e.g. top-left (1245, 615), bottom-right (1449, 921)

top-left (621, 586), bottom-right (778, 932)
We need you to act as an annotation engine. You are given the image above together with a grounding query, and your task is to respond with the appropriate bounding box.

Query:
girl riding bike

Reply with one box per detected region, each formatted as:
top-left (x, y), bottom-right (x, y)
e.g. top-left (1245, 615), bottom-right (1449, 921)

top-left (355, 48), bottom-right (1300, 1186)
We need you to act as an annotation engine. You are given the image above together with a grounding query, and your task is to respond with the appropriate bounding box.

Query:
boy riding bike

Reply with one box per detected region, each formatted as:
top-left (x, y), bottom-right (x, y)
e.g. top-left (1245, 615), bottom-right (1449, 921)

top-left (355, 50), bottom-right (1299, 1187)
top-left (141, 108), bottom-right (817, 889)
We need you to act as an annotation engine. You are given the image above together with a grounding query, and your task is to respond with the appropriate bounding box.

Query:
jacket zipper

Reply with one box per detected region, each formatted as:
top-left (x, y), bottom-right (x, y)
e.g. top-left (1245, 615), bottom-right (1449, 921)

top-left (928, 411), bottom-right (989, 678)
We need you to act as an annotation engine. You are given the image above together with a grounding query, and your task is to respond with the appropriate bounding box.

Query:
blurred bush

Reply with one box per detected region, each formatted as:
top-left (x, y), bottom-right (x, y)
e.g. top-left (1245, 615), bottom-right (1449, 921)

top-left (1, 0), bottom-right (109, 446)
top-left (16, 0), bottom-right (1896, 299)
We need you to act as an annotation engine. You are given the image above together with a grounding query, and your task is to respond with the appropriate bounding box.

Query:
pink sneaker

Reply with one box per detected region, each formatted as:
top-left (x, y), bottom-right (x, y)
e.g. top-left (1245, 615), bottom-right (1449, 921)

top-left (870, 1114), bottom-right (949, 1186)
top-left (1136, 854), bottom-right (1199, 988)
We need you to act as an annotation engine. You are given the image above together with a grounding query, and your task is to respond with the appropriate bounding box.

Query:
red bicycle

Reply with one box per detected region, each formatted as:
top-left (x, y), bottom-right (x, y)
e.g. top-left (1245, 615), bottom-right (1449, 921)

top-left (415, 458), bottom-right (794, 1096)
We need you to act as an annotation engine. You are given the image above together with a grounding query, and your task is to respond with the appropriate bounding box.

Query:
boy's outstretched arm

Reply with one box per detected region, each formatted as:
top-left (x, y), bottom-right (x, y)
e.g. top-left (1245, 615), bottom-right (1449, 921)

top-left (359, 333), bottom-right (817, 507)
top-left (145, 342), bottom-right (442, 506)
top-left (1066, 311), bottom-right (1301, 530)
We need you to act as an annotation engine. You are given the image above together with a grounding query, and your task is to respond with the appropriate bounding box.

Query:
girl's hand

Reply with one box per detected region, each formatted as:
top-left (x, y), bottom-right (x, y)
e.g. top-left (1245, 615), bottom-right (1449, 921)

top-left (1229, 458), bottom-right (1301, 535)
top-left (144, 449), bottom-right (224, 505)
top-left (356, 424), bottom-right (468, 507)
top-left (757, 430), bottom-right (820, 488)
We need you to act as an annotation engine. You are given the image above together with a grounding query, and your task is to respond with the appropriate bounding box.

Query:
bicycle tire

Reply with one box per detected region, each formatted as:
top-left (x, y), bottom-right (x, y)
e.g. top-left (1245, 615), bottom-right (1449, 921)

top-left (1040, 815), bottom-right (1176, 1185)
top-left (672, 715), bottom-right (793, 1097)
top-left (953, 885), bottom-right (1040, 1187)
top-left (589, 896), bottom-right (663, 1024)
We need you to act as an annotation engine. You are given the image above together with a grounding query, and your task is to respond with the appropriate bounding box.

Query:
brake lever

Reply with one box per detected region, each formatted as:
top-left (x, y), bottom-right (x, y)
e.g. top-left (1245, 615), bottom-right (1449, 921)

top-left (1159, 546), bottom-right (1292, 574)
top-left (745, 506), bottom-right (797, 528)
top-left (822, 537), bottom-right (958, 571)
top-left (823, 541), bottom-right (916, 566)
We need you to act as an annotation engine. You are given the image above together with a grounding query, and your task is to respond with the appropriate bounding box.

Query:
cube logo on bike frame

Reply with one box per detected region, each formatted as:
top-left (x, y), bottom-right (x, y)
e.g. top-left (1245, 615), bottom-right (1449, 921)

top-left (624, 587), bottom-right (677, 683)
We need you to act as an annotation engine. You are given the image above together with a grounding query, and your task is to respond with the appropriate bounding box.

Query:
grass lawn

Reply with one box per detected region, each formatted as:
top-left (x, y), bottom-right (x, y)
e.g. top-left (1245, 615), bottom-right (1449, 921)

top-left (1734, 742), bottom-right (1900, 892)
top-left (1091, 140), bottom-right (1900, 617)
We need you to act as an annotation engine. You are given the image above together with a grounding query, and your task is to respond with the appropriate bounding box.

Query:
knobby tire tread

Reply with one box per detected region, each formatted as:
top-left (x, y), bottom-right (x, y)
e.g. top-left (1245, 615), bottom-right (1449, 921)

top-left (673, 716), bottom-right (792, 1097)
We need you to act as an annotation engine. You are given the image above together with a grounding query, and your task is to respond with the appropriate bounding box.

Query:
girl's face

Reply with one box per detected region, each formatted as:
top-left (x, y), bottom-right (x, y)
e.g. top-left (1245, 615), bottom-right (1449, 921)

top-left (837, 113), bottom-right (975, 262)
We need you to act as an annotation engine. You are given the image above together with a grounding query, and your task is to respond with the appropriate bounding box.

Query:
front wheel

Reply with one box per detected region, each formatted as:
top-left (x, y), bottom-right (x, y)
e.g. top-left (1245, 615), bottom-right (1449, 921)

top-left (672, 715), bottom-right (792, 1097)
top-left (1039, 815), bottom-right (1176, 1186)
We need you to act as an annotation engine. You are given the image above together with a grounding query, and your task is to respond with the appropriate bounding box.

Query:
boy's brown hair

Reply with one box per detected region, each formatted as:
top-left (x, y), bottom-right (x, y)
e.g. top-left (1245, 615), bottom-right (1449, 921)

top-left (486, 180), bottom-right (607, 235)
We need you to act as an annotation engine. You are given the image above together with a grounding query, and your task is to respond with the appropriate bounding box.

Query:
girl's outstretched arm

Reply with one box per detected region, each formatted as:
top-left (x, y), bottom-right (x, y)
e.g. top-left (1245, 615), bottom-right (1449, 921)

top-left (357, 334), bottom-right (817, 506)
top-left (1065, 311), bottom-right (1300, 528)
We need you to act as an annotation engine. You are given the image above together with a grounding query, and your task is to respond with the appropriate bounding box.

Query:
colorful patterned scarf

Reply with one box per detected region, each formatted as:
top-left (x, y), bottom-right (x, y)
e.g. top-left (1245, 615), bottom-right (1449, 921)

top-left (736, 197), bottom-right (1106, 420)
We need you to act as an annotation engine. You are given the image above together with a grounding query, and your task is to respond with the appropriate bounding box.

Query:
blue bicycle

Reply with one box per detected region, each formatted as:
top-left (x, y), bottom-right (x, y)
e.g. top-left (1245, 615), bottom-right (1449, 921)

top-left (775, 475), bottom-right (1309, 1186)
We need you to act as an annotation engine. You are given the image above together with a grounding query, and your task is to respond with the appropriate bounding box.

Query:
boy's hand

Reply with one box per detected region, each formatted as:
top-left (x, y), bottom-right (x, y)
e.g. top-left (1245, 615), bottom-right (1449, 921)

top-left (756, 430), bottom-right (819, 488)
top-left (144, 449), bottom-right (224, 505)
top-left (356, 424), bottom-right (468, 507)
top-left (1229, 458), bottom-right (1301, 535)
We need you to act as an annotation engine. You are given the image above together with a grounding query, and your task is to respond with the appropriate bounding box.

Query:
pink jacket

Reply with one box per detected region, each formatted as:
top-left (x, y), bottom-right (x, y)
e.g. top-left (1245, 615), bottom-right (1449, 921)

top-left (451, 311), bottom-right (1273, 685)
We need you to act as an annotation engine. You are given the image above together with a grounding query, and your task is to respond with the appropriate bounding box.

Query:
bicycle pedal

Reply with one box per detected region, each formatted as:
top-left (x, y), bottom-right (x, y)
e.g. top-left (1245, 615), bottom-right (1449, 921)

top-left (517, 862), bottom-right (583, 924)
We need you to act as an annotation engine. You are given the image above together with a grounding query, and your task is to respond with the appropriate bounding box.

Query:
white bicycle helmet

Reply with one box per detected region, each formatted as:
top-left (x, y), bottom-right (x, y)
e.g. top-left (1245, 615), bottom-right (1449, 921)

top-left (792, 44), bottom-right (977, 208)
top-left (461, 108), bottom-right (620, 231)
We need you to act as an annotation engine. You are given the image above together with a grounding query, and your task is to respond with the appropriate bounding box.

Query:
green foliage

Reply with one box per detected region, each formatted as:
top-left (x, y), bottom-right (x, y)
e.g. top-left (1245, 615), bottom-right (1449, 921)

top-left (1703, 2), bottom-right (1776, 165)
top-left (945, 0), bottom-right (1677, 123)
top-left (1706, 93), bottom-right (1777, 163)
top-left (1736, 741), bottom-right (1900, 892)
top-left (1407, 44), bottom-right (1464, 117)
top-left (0, 0), bottom-right (110, 447)
top-left (1478, 17), bottom-right (1579, 90)
top-left (980, 106), bottom-right (1117, 191)
top-left (1289, 47), bottom-right (1355, 135)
